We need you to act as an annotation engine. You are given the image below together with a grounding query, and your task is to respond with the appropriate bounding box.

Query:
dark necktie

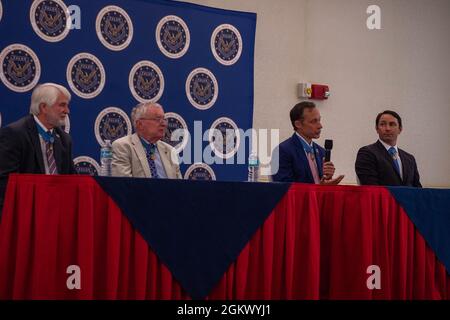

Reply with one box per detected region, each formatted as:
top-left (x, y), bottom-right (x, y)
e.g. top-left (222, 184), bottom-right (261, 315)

top-left (146, 143), bottom-right (159, 178)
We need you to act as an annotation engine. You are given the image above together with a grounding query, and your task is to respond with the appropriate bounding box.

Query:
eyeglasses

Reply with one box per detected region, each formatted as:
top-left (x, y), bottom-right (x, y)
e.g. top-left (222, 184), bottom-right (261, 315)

top-left (139, 117), bottom-right (168, 124)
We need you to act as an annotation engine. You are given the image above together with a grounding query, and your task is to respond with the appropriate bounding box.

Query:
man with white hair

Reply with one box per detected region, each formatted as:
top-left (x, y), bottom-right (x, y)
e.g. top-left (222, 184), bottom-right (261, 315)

top-left (0, 83), bottom-right (76, 215)
top-left (112, 102), bottom-right (182, 179)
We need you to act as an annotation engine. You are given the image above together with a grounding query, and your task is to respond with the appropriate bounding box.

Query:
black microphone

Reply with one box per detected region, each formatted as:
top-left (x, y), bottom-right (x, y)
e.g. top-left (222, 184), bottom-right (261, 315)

top-left (324, 139), bottom-right (333, 162)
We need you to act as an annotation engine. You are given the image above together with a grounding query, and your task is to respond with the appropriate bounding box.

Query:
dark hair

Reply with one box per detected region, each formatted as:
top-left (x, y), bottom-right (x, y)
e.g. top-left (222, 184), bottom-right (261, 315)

top-left (290, 101), bottom-right (316, 130)
top-left (375, 110), bottom-right (402, 128)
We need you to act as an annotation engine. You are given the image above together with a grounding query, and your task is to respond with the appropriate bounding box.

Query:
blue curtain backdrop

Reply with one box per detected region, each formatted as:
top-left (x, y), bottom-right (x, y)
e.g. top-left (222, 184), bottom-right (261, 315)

top-left (0, 0), bottom-right (256, 181)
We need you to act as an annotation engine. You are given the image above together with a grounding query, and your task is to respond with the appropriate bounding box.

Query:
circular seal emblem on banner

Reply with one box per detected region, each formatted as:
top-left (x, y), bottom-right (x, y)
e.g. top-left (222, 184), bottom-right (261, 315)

top-left (95, 107), bottom-right (132, 147)
top-left (0, 1), bottom-right (3, 23)
top-left (211, 24), bottom-right (242, 66)
top-left (74, 156), bottom-right (100, 176)
top-left (129, 60), bottom-right (164, 103)
top-left (96, 5), bottom-right (133, 51)
top-left (67, 53), bottom-right (106, 99)
top-left (208, 117), bottom-right (240, 159)
top-left (186, 68), bottom-right (218, 110)
top-left (156, 15), bottom-right (190, 59)
top-left (0, 44), bottom-right (41, 93)
top-left (30, 0), bottom-right (71, 43)
top-left (162, 112), bottom-right (188, 153)
top-left (184, 163), bottom-right (216, 181)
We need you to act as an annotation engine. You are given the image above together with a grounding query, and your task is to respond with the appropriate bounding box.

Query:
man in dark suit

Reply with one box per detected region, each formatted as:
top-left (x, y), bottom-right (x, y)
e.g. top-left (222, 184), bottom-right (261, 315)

top-left (272, 101), bottom-right (344, 184)
top-left (0, 83), bottom-right (76, 215)
top-left (355, 110), bottom-right (422, 187)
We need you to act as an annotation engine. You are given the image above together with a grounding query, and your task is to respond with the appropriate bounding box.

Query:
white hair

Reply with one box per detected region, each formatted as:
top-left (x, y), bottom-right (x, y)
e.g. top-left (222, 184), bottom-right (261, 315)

top-left (131, 102), bottom-right (163, 130)
top-left (29, 83), bottom-right (71, 115)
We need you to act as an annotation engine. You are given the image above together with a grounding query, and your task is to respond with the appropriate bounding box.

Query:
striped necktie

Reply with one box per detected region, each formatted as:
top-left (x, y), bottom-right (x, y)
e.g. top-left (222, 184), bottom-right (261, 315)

top-left (46, 132), bottom-right (57, 175)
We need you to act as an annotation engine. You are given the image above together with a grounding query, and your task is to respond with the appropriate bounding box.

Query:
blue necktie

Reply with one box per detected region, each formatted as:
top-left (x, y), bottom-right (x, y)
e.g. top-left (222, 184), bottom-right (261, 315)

top-left (388, 147), bottom-right (401, 177)
top-left (146, 143), bottom-right (159, 178)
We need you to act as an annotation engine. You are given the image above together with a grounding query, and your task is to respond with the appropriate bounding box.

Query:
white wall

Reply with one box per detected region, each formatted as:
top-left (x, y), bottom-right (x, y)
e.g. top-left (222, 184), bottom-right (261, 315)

top-left (180, 0), bottom-right (450, 187)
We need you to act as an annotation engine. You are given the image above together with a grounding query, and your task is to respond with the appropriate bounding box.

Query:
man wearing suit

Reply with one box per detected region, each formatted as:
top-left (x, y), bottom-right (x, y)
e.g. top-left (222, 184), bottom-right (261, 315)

top-left (112, 102), bottom-right (182, 179)
top-left (355, 110), bottom-right (422, 187)
top-left (0, 83), bottom-right (76, 215)
top-left (272, 101), bottom-right (344, 184)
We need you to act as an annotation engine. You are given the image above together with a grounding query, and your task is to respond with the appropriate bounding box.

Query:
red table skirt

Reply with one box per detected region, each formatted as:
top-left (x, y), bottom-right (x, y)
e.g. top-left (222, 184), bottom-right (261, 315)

top-left (0, 174), bottom-right (449, 299)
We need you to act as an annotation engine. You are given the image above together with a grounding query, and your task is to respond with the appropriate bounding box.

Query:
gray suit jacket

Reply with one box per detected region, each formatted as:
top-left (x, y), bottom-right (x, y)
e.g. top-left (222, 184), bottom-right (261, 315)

top-left (111, 133), bottom-right (182, 179)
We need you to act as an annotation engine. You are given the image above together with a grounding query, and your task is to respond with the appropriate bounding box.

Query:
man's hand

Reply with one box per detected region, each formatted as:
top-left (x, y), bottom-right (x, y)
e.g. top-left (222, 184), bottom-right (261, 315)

top-left (320, 174), bottom-right (345, 185)
top-left (321, 160), bottom-right (344, 185)
top-left (322, 161), bottom-right (336, 180)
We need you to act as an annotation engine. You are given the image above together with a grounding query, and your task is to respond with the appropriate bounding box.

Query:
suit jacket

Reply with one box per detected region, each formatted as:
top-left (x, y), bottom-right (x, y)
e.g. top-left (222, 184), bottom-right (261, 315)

top-left (112, 133), bottom-right (182, 179)
top-left (355, 140), bottom-right (422, 187)
top-left (272, 133), bottom-right (325, 183)
top-left (0, 115), bottom-right (76, 214)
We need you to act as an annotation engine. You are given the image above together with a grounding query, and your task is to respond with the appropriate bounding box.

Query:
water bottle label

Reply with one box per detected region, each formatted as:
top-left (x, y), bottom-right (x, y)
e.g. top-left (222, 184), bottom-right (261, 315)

top-left (101, 149), bottom-right (112, 158)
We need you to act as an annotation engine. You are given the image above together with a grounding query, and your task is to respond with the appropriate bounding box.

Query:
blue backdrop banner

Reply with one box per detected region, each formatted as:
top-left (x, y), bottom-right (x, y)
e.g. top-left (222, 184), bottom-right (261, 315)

top-left (0, 0), bottom-right (256, 181)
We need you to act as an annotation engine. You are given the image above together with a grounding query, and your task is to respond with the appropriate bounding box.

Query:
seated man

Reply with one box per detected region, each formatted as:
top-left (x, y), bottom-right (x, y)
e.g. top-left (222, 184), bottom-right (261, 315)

top-left (272, 101), bottom-right (344, 184)
top-left (355, 110), bottom-right (421, 187)
top-left (0, 83), bottom-right (76, 215)
top-left (112, 102), bottom-right (182, 179)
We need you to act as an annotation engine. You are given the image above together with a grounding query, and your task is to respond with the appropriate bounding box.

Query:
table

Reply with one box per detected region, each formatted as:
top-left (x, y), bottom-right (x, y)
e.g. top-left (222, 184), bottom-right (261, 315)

top-left (0, 174), bottom-right (449, 299)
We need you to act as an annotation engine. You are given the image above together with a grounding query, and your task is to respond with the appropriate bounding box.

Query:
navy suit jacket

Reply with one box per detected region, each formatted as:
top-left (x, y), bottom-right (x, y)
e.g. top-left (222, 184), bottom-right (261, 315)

top-left (272, 133), bottom-right (325, 183)
top-left (355, 140), bottom-right (422, 187)
top-left (0, 115), bottom-right (76, 214)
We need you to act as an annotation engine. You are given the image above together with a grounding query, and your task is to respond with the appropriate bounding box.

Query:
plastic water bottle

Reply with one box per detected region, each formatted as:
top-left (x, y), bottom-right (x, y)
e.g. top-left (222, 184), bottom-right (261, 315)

top-left (100, 140), bottom-right (113, 177)
top-left (248, 152), bottom-right (259, 182)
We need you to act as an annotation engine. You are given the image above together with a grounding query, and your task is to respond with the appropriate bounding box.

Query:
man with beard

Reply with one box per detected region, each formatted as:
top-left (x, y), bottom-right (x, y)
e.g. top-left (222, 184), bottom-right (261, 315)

top-left (0, 83), bottom-right (76, 215)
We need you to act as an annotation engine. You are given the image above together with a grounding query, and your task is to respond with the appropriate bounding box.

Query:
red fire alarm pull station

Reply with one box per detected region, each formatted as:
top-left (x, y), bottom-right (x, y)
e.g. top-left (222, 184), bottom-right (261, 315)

top-left (298, 83), bottom-right (330, 100)
top-left (311, 84), bottom-right (330, 99)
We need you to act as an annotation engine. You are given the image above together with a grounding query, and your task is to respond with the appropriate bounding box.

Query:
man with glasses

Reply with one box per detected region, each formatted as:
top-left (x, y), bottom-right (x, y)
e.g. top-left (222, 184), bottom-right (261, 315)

top-left (111, 102), bottom-right (182, 179)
